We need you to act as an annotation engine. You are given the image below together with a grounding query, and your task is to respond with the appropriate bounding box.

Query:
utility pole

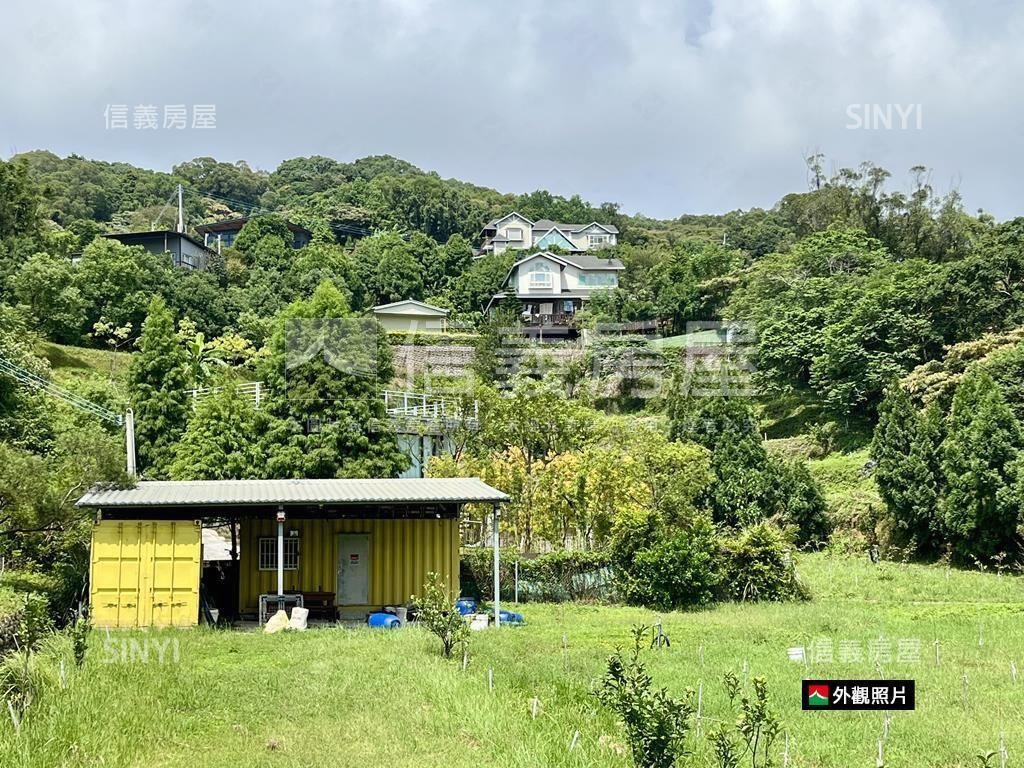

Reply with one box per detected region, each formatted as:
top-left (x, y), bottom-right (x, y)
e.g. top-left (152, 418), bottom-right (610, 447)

top-left (0, 354), bottom-right (136, 478)
top-left (492, 504), bottom-right (501, 629)
top-left (124, 408), bottom-right (137, 478)
top-left (176, 183), bottom-right (184, 233)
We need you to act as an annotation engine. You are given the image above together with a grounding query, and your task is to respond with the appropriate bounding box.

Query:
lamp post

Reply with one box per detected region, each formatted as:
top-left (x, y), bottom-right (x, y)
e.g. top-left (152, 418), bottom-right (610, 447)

top-left (492, 504), bottom-right (501, 629)
top-left (276, 506), bottom-right (286, 597)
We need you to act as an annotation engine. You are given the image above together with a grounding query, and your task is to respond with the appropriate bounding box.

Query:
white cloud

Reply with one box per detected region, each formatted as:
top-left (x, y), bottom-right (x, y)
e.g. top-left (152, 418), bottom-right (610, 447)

top-left (2, 0), bottom-right (1022, 219)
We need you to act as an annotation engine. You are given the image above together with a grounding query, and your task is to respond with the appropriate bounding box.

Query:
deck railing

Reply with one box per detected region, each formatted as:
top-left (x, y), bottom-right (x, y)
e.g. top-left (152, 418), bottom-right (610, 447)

top-left (381, 389), bottom-right (479, 423)
top-left (186, 383), bottom-right (478, 428)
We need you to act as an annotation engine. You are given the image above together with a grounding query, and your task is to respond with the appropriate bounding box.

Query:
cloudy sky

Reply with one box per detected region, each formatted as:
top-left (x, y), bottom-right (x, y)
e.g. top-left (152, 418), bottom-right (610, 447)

top-left (3, 0), bottom-right (1022, 219)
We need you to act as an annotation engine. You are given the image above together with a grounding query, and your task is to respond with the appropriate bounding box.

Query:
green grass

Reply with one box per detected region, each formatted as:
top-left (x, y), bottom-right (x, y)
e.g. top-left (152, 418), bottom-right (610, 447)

top-left (808, 448), bottom-right (883, 536)
top-left (2, 554), bottom-right (1022, 767)
top-left (648, 329), bottom-right (729, 350)
top-left (36, 341), bottom-right (132, 387)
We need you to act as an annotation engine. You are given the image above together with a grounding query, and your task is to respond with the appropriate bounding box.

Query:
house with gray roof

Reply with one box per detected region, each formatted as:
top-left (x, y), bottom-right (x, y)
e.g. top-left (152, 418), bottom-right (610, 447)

top-left (487, 250), bottom-right (624, 338)
top-left (478, 211), bottom-right (618, 256)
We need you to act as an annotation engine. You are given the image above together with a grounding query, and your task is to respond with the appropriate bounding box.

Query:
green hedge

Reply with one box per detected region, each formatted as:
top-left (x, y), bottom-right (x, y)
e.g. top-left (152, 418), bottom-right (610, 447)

top-left (386, 331), bottom-right (481, 347)
top-left (460, 522), bottom-right (807, 609)
top-left (460, 548), bottom-right (613, 603)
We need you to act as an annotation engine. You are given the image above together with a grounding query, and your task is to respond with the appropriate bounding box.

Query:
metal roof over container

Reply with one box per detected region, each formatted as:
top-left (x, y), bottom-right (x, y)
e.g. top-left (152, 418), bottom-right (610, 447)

top-left (77, 477), bottom-right (509, 509)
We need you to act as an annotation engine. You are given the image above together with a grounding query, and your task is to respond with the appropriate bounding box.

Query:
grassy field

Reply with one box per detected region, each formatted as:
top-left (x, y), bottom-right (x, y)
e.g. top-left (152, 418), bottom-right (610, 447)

top-left (36, 341), bottom-right (132, 387)
top-left (806, 448), bottom-right (883, 536)
top-left (1, 554), bottom-right (1022, 767)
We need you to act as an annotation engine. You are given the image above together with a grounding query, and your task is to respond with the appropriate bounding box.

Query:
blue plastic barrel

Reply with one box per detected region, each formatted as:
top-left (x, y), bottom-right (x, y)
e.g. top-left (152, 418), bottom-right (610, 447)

top-left (455, 599), bottom-right (477, 616)
top-left (367, 612), bottom-right (401, 629)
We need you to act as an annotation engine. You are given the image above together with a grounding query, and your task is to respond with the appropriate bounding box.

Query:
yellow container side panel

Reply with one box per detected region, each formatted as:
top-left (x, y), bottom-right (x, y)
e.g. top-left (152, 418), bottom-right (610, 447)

top-left (90, 520), bottom-right (201, 628)
top-left (238, 517), bottom-right (460, 614)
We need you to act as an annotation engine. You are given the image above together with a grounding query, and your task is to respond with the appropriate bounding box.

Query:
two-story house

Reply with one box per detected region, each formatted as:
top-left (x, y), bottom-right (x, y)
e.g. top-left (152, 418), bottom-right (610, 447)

top-left (478, 212), bottom-right (618, 256)
top-left (487, 250), bottom-right (625, 338)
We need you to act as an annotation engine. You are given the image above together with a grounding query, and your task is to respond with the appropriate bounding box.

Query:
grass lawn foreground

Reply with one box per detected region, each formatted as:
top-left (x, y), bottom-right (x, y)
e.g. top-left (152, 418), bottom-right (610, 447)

top-left (2, 554), bottom-right (1022, 767)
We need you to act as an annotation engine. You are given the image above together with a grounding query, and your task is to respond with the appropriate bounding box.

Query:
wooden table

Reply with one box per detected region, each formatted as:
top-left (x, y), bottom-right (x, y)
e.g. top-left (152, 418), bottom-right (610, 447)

top-left (298, 591), bottom-right (335, 621)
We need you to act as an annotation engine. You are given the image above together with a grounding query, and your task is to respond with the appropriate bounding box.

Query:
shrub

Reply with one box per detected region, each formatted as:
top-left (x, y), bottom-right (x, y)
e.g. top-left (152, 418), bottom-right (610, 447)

top-left (596, 625), bottom-right (695, 768)
top-left (721, 523), bottom-right (808, 602)
top-left (616, 517), bottom-right (723, 610)
top-left (0, 592), bottom-right (53, 656)
top-left (808, 420), bottom-right (840, 457)
top-left (707, 672), bottom-right (782, 768)
top-left (412, 572), bottom-right (468, 659)
top-left (69, 611), bottom-right (90, 667)
top-left (774, 459), bottom-right (830, 547)
top-left (460, 548), bottom-right (612, 602)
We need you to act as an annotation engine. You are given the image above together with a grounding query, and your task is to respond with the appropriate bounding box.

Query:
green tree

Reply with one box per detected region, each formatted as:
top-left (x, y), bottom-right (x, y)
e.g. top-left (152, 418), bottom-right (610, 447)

top-left (945, 217), bottom-right (1024, 337)
top-left (0, 306), bottom-right (53, 449)
top-left (73, 237), bottom-right (173, 333)
top-left (10, 252), bottom-right (85, 342)
top-left (128, 296), bottom-right (191, 476)
top-left (257, 281), bottom-right (408, 478)
top-left (729, 227), bottom-right (950, 414)
top-left (448, 252), bottom-right (514, 316)
top-left (169, 379), bottom-right (262, 479)
top-left (168, 269), bottom-right (230, 338)
top-left (670, 394), bottom-right (826, 545)
top-left (172, 157), bottom-right (268, 207)
top-left (424, 233), bottom-right (472, 294)
top-left (648, 240), bottom-right (741, 334)
top-left (0, 420), bottom-right (125, 611)
top-left (941, 369), bottom-right (1023, 562)
top-left (374, 242), bottom-right (424, 304)
top-left (233, 214), bottom-right (294, 274)
top-left (0, 157), bottom-right (44, 284)
top-left (871, 386), bottom-right (944, 556)
top-left (284, 241), bottom-right (365, 309)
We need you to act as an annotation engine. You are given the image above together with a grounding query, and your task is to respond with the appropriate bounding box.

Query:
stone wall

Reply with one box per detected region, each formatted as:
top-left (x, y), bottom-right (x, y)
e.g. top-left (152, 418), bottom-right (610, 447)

top-left (391, 344), bottom-right (477, 380)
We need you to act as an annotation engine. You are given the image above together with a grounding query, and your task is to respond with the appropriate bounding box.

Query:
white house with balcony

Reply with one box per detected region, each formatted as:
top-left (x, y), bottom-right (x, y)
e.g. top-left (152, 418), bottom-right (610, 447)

top-left (486, 251), bottom-right (624, 338)
top-left (478, 212), bottom-right (618, 256)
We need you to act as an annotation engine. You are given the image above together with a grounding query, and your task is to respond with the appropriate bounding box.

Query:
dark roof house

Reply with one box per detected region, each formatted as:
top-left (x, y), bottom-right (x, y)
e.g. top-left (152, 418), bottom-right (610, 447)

top-left (195, 217), bottom-right (312, 249)
top-left (101, 230), bottom-right (215, 270)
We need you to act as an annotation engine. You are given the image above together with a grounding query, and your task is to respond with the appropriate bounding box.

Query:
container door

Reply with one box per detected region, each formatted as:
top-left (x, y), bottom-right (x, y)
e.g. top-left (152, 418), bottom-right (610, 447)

top-left (90, 520), bottom-right (145, 628)
top-left (90, 520), bottom-right (201, 628)
top-left (336, 534), bottom-right (370, 605)
top-left (149, 521), bottom-right (202, 627)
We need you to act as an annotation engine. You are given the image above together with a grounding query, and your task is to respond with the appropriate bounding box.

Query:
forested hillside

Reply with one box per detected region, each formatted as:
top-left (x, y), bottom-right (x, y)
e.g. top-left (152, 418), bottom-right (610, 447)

top-left (2, 149), bottom-right (1023, 619)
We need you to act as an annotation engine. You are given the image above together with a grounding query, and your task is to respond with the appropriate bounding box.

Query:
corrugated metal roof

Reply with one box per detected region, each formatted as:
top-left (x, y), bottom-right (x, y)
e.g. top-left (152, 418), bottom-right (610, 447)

top-left (77, 478), bottom-right (509, 508)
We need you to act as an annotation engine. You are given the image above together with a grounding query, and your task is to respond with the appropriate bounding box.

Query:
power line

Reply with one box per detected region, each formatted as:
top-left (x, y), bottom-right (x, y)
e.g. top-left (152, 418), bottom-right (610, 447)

top-left (0, 356), bottom-right (122, 425)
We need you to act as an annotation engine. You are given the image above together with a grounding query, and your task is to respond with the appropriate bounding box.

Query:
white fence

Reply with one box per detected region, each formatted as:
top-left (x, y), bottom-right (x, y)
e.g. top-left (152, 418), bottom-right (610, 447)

top-left (186, 383), bottom-right (478, 428)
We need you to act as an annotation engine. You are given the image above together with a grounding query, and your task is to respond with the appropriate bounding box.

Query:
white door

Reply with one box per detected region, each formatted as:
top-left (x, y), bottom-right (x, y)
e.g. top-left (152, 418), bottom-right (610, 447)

top-left (336, 534), bottom-right (370, 605)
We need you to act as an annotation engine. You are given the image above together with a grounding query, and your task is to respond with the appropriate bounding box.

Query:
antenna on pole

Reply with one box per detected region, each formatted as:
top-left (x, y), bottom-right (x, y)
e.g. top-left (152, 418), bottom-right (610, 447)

top-left (176, 183), bottom-right (185, 233)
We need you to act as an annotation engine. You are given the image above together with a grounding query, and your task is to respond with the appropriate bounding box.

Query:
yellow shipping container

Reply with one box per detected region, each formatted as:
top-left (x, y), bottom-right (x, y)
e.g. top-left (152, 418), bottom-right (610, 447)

top-left (238, 517), bottom-right (459, 616)
top-left (89, 520), bottom-right (201, 628)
